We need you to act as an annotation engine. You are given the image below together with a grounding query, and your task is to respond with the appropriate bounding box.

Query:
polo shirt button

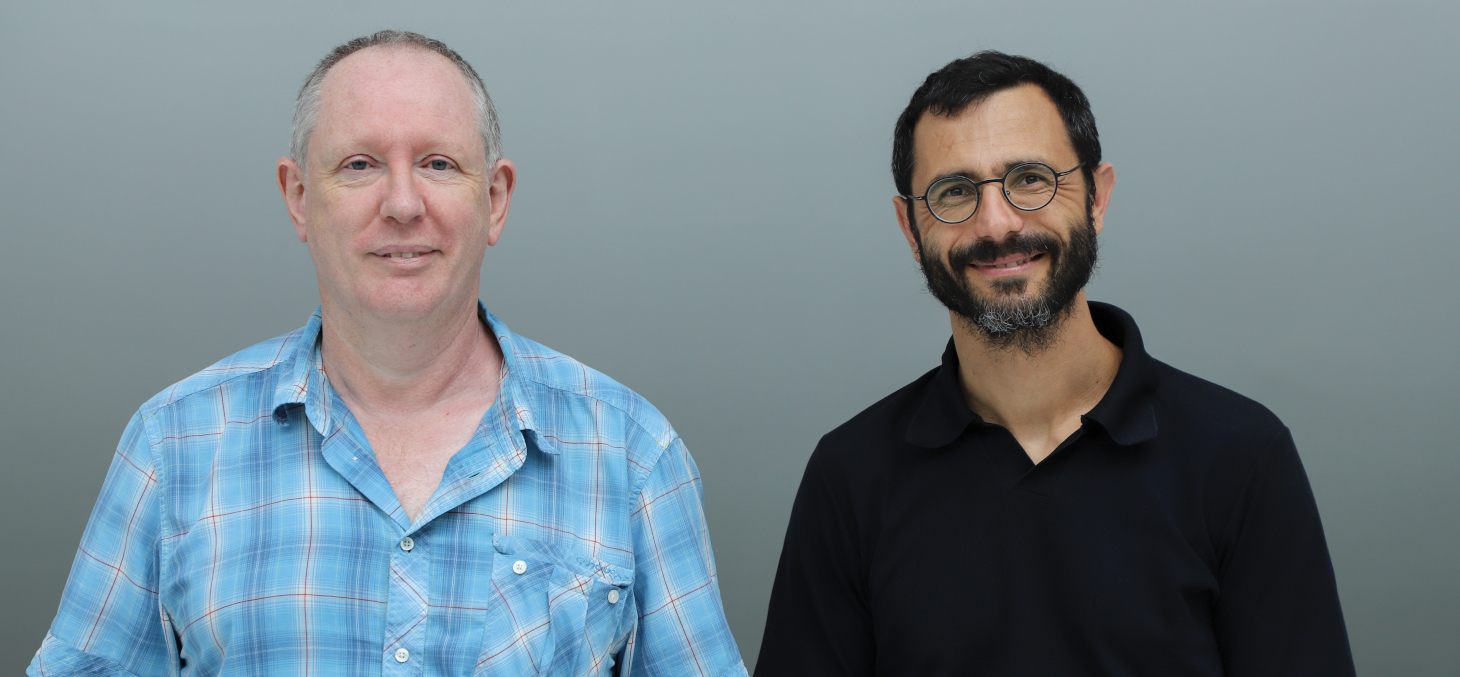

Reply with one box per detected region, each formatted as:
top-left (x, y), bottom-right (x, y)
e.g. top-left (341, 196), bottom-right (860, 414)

top-left (394, 648), bottom-right (409, 663)
top-left (512, 560), bottom-right (527, 575)
top-left (607, 589), bottom-right (620, 604)
top-left (400, 536), bottom-right (414, 552)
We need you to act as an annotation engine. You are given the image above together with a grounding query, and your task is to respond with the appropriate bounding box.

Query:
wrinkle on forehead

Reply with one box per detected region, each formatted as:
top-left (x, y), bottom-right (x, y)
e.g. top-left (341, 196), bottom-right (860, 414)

top-left (310, 46), bottom-right (482, 167)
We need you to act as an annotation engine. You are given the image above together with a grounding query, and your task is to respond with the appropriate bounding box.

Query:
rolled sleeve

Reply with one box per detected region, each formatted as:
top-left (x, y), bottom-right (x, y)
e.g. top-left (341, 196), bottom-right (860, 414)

top-left (629, 437), bottom-right (746, 677)
top-left (31, 411), bottom-right (174, 677)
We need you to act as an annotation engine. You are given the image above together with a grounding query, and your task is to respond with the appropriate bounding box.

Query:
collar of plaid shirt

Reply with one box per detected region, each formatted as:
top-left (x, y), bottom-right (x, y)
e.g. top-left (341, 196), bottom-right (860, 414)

top-left (269, 305), bottom-right (557, 532)
top-left (32, 303), bottom-right (747, 677)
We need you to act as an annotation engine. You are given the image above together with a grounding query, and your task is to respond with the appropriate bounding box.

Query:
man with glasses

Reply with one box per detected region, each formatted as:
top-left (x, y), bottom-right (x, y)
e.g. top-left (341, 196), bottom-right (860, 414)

top-left (32, 31), bottom-right (746, 676)
top-left (755, 51), bottom-right (1354, 675)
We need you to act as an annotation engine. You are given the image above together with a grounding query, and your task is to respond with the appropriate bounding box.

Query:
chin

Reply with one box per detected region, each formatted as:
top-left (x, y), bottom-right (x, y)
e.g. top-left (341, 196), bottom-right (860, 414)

top-left (353, 283), bottom-right (459, 320)
top-left (979, 272), bottom-right (1043, 297)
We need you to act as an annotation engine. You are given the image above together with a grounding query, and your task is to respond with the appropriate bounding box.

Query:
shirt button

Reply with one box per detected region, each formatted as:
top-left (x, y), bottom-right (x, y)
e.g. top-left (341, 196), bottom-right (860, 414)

top-left (607, 589), bottom-right (620, 604)
top-left (400, 536), bottom-right (414, 552)
top-left (512, 560), bottom-right (527, 575)
top-left (394, 648), bottom-right (409, 663)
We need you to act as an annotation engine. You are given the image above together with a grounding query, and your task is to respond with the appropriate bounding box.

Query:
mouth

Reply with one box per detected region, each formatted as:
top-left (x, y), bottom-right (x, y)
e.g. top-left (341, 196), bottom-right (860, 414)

top-left (970, 252), bottom-right (1046, 276)
top-left (372, 248), bottom-right (438, 262)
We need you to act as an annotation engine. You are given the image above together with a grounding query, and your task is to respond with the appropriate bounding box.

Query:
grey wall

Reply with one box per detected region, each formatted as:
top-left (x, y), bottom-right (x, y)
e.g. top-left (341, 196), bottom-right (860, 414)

top-left (3, 1), bottom-right (1456, 674)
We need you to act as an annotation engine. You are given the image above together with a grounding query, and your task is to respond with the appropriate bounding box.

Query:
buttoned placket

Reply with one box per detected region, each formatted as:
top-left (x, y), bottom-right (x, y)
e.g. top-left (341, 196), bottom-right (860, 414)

top-left (382, 526), bottom-right (428, 677)
top-left (323, 419), bottom-right (433, 675)
top-left (300, 323), bottom-right (543, 677)
top-left (318, 352), bottom-right (547, 677)
top-left (307, 353), bottom-right (433, 677)
top-left (316, 407), bottom-right (432, 677)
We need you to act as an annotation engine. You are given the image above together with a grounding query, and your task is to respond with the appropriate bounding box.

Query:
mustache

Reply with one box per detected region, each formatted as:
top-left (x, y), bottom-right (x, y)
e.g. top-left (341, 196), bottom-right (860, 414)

top-left (947, 232), bottom-right (1063, 269)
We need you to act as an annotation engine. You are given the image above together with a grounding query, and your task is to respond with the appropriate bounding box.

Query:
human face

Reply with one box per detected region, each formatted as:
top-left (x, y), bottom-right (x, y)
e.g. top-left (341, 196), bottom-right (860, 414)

top-left (278, 47), bottom-right (515, 322)
top-left (893, 84), bottom-right (1115, 348)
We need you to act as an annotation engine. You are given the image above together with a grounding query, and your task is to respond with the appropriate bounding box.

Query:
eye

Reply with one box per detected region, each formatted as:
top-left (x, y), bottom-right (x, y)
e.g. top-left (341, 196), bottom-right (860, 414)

top-left (348, 159), bottom-right (370, 171)
top-left (428, 159), bottom-right (451, 171)
top-left (1005, 166), bottom-right (1056, 193)
top-left (930, 178), bottom-right (979, 207)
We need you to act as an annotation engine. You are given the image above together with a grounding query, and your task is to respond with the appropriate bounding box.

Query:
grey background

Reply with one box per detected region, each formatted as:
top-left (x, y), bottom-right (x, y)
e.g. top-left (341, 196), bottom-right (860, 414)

top-left (2, 0), bottom-right (1456, 674)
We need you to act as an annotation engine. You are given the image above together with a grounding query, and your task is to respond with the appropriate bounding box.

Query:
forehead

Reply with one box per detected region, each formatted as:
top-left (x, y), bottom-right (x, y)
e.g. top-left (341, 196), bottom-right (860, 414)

top-left (313, 46), bottom-right (478, 153)
top-left (911, 84), bottom-right (1074, 184)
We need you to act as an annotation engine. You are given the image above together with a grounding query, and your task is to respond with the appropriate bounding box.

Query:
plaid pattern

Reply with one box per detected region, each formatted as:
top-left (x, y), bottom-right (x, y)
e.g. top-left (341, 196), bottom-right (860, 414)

top-left (31, 305), bottom-right (746, 677)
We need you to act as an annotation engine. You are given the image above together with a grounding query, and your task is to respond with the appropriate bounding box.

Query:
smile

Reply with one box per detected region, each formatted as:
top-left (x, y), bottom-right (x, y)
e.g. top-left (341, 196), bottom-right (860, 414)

top-left (972, 252), bottom-right (1045, 270)
top-left (978, 256), bottom-right (1035, 269)
top-left (372, 248), bottom-right (437, 261)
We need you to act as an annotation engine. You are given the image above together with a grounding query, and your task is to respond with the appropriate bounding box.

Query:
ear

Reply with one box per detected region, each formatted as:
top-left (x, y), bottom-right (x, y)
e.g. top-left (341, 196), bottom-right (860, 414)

top-left (485, 159), bottom-right (517, 247)
top-left (1089, 161), bottom-right (1116, 236)
top-left (893, 196), bottom-right (922, 264)
top-left (278, 157), bottom-right (308, 243)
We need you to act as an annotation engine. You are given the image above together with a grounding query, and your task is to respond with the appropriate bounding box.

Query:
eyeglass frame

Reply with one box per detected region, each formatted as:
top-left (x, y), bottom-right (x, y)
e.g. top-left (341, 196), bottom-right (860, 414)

top-left (901, 161), bottom-right (1086, 224)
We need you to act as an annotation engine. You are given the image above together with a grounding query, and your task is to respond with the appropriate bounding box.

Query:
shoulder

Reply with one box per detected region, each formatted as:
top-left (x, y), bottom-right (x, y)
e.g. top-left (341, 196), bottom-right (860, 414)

top-left (136, 326), bottom-right (307, 418)
top-left (1143, 358), bottom-right (1300, 517)
top-left (812, 366), bottom-right (940, 476)
top-left (504, 332), bottom-right (674, 443)
top-left (502, 331), bottom-right (678, 470)
top-left (1148, 357), bottom-right (1287, 444)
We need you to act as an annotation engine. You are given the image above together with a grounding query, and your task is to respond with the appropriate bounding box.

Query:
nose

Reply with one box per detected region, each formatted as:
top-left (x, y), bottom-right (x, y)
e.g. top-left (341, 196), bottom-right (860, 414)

top-left (380, 165), bottom-right (425, 225)
top-left (968, 182), bottom-right (1024, 242)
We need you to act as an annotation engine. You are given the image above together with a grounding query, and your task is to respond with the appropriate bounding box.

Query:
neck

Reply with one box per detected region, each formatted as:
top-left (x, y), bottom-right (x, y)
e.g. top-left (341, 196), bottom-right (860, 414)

top-left (318, 295), bottom-right (502, 419)
top-left (951, 293), bottom-right (1122, 444)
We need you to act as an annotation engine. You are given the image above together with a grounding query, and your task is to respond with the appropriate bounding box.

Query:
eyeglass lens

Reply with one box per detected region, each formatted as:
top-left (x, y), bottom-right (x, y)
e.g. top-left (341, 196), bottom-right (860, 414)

top-left (926, 163), bottom-right (1061, 223)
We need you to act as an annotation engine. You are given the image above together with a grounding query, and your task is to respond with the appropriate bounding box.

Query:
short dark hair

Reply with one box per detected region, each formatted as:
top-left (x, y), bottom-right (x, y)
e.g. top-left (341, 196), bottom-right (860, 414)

top-left (891, 51), bottom-right (1101, 219)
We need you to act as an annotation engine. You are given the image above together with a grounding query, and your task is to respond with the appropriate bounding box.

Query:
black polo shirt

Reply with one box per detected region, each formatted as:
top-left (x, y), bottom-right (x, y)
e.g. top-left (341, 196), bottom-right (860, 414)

top-left (756, 302), bottom-right (1354, 676)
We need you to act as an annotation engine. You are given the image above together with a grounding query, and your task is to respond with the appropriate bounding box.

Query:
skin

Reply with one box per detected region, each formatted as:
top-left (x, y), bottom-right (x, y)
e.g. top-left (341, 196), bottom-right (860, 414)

top-left (277, 46), bottom-right (517, 521)
top-left (893, 84), bottom-right (1121, 464)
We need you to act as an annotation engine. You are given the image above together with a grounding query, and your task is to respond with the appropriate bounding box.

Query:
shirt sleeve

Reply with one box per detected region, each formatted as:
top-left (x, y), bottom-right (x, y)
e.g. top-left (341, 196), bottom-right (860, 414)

top-left (628, 436), bottom-right (747, 677)
top-left (1212, 426), bottom-right (1356, 676)
top-left (29, 411), bottom-right (176, 677)
top-left (755, 439), bottom-right (874, 677)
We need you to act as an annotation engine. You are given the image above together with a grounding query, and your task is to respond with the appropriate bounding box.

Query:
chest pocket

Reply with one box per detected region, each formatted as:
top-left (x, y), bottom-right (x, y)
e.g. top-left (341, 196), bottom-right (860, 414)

top-left (476, 534), bottom-right (635, 676)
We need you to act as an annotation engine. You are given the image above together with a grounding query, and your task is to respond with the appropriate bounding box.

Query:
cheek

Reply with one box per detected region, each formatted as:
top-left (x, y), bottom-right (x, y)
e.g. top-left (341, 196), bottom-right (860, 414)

top-left (441, 201), bottom-right (493, 246)
top-left (312, 197), bottom-right (386, 253)
top-left (916, 234), bottom-right (949, 268)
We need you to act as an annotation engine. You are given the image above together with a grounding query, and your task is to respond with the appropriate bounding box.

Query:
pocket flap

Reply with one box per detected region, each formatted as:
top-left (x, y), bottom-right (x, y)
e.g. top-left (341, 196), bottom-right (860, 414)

top-left (493, 534), bottom-right (634, 590)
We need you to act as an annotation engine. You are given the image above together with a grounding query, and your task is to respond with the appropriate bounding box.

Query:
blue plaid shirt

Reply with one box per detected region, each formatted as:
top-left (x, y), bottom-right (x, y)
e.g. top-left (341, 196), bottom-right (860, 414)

top-left (31, 306), bottom-right (747, 677)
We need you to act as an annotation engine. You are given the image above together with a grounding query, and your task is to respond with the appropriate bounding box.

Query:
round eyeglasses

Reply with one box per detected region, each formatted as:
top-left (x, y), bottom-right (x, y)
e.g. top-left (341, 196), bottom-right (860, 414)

top-left (903, 162), bottom-right (1085, 224)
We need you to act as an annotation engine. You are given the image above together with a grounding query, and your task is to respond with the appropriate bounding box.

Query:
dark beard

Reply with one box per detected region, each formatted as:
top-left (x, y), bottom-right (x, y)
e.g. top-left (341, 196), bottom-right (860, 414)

top-left (918, 215), bottom-right (1099, 354)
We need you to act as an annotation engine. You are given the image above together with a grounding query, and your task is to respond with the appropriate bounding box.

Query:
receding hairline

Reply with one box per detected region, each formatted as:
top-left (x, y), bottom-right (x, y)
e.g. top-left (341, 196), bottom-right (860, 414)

top-left (297, 44), bottom-right (488, 173)
top-left (290, 31), bottom-right (501, 170)
top-left (315, 44), bottom-right (477, 110)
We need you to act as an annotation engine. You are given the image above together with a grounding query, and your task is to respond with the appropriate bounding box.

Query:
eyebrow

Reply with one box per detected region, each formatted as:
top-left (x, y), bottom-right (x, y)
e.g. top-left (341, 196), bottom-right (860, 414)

top-left (928, 158), bottom-right (1051, 185)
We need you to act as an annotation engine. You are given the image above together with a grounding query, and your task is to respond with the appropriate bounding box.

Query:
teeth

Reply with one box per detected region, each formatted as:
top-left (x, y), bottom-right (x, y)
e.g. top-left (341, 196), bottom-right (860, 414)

top-left (987, 257), bottom-right (1031, 268)
top-left (389, 252), bottom-right (419, 259)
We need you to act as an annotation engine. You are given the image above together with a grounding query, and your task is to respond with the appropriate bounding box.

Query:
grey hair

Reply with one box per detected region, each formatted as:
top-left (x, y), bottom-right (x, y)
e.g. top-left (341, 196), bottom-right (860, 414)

top-left (289, 30), bottom-right (501, 169)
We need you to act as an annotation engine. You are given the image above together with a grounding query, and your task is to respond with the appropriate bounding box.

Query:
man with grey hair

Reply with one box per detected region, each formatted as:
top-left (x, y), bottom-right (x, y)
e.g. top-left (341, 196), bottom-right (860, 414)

top-left (32, 30), bottom-right (747, 676)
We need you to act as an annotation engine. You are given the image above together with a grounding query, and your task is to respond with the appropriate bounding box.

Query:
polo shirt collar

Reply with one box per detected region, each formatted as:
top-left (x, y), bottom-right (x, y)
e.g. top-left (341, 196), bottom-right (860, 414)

top-left (905, 301), bottom-right (1159, 449)
top-left (904, 341), bottom-right (979, 448)
top-left (1082, 302), bottom-right (1160, 445)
